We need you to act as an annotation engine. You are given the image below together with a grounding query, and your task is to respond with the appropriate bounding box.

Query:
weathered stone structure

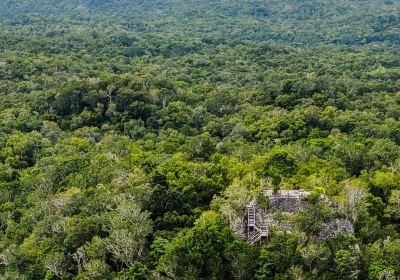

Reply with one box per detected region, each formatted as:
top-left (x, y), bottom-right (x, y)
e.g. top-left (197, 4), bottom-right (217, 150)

top-left (319, 218), bottom-right (354, 240)
top-left (245, 189), bottom-right (352, 244)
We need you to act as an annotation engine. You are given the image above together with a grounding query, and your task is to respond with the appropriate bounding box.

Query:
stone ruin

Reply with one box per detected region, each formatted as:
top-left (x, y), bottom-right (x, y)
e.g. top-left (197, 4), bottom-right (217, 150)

top-left (244, 189), bottom-right (353, 244)
top-left (318, 218), bottom-right (354, 240)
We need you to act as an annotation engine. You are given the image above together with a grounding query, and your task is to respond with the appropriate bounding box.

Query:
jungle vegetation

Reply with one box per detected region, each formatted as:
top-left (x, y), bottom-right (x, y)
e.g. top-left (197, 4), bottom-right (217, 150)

top-left (0, 0), bottom-right (400, 279)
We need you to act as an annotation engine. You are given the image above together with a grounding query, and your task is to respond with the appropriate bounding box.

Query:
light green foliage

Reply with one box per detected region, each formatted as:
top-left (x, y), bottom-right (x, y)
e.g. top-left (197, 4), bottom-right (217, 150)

top-left (306, 186), bottom-right (326, 204)
top-left (0, 0), bottom-right (400, 279)
top-left (386, 190), bottom-right (400, 220)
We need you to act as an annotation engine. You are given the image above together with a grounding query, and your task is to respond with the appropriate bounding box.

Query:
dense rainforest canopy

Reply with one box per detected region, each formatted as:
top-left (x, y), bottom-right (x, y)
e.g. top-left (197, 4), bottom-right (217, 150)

top-left (0, 0), bottom-right (400, 279)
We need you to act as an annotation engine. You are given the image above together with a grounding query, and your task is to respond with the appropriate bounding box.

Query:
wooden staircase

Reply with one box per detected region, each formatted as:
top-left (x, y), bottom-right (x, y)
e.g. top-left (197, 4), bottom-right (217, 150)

top-left (247, 205), bottom-right (269, 244)
top-left (247, 205), bottom-right (255, 227)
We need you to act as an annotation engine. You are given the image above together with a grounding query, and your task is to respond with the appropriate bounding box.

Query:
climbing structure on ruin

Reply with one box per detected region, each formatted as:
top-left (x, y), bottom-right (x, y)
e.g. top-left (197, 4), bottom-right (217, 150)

top-left (246, 190), bottom-right (306, 243)
top-left (246, 202), bottom-right (269, 244)
top-left (245, 189), bottom-right (335, 244)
